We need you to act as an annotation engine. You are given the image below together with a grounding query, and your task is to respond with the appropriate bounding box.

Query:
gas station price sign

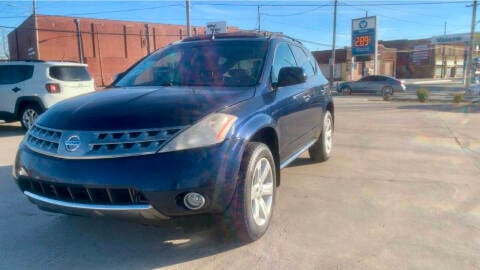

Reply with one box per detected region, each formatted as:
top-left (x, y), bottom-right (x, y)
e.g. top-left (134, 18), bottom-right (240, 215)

top-left (352, 17), bottom-right (377, 56)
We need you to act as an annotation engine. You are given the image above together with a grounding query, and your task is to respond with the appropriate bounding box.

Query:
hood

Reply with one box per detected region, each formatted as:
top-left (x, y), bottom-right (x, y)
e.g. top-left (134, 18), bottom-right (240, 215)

top-left (36, 87), bottom-right (254, 130)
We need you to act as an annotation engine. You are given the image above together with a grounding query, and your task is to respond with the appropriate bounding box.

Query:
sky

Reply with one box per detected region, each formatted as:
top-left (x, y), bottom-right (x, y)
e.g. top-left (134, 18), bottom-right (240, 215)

top-left (0, 0), bottom-right (476, 58)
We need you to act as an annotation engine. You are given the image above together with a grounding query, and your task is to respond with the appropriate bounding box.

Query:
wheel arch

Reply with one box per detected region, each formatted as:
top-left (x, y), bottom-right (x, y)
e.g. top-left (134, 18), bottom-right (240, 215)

top-left (235, 114), bottom-right (280, 186)
top-left (15, 97), bottom-right (46, 119)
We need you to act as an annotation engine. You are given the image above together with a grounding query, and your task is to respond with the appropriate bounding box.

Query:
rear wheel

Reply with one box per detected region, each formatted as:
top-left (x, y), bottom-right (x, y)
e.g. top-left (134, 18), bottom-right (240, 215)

top-left (382, 86), bottom-right (393, 96)
top-left (309, 110), bottom-right (333, 162)
top-left (222, 142), bottom-right (276, 242)
top-left (20, 104), bottom-right (42, 130)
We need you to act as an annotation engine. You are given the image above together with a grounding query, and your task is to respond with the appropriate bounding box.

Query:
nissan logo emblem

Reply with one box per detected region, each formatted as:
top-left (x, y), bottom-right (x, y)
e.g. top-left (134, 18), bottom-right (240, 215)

top-left (65, 135), bottom-right (81, 152)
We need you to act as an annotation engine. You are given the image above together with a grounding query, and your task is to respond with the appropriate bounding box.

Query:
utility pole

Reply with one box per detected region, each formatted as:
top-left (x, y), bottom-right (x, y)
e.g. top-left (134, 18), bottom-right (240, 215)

top-left (330, 0), bottom-right (338, 89)
top-left (74, 19), bottom-right (84, 63)
top-left (257, 5), bottom-right (261, 31)
top-left (441, 21), bottom-right (447, 78)
top-left (186, 0), bottom-right (191, 37)
top-left (33, 0), bottom-right (40, 59)
top-left (466, 0), bottom-right (477, 88)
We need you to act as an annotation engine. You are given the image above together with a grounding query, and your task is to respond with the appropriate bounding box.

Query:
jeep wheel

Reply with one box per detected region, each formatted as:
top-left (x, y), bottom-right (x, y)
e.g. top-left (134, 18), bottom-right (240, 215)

top-left (20, 105), bottom-right (42, 130)
top-left (223, 142), bottom-right (276, 242)
top-left (309, 110), bottom-right (333, 162)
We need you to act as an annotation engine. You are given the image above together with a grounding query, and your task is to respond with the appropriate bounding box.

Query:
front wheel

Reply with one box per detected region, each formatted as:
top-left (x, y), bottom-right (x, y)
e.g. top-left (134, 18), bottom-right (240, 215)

top-left (20, 105), bottom-right (43, 130)
top-left (309, 110), bottom-right (333, 162)
top-left (382, 86), bottom-right (393, 96)
top-left (222, 142), bottom-right (276, 242)
top-left (341, 86), bottom-right (352, 95)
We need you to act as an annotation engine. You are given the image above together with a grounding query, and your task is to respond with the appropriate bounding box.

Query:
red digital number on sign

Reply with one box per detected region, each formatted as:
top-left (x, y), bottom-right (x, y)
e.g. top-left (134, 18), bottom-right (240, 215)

top-left (354, 35), bottom-right (371, 47)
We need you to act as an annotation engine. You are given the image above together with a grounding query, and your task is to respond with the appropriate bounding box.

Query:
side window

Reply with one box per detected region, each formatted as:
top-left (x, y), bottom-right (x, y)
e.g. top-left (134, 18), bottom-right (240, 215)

top-left (0, 65), bottom-right (34, 85)
top-left (271, 43), bottom-right (297, 85)
top-left (290, 45), bottom-right (315, 78)
top-left (360, 76), bottom-right (372, 82)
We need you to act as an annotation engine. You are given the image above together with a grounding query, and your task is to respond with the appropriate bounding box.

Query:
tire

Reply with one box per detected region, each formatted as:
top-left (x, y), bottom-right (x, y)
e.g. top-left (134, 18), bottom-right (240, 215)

top-left (341, 86), bottom-right (352, 95)
top-left (222, 142), bottom-right (276, 242)
top-left (382, 86), bottom-right (393, 96)
top-left (309, 110), bottom-right (333, 162)
top-left (20, 104), bottom-right (43, 130)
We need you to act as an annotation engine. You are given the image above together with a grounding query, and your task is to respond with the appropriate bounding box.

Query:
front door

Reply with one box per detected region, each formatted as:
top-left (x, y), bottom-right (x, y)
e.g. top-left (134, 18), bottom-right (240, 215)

top-left (268, 43), bottom-right (312, 161)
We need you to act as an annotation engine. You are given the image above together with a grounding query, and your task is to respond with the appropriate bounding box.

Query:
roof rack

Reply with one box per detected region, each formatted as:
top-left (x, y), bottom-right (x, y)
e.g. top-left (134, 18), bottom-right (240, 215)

top-left (269, 33), bottom-right (303, 45)
top-left (181, 30), bottom-right (303, 45)
top-left (182, 31), bottom-right (268, 42)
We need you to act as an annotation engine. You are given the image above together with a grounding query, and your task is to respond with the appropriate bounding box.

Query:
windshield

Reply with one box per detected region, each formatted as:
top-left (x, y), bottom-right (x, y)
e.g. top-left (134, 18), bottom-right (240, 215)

top-left (115, 40), bottom-right (268, 88)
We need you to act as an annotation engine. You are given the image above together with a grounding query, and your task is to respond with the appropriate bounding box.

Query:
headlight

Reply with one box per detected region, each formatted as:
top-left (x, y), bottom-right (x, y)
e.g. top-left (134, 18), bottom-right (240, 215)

top-left (158, 113), bottom-right (238, 153)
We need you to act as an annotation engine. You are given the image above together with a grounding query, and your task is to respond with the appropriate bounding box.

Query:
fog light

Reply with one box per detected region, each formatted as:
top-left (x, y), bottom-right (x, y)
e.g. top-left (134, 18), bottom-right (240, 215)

top-left (183, 192), bottom-right (205, 210)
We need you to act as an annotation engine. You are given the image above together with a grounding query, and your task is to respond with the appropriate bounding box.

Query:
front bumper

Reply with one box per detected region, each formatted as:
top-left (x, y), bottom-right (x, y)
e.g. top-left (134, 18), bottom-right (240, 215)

top-left (14, 138), bottom-right (246, 219)
top-left (24, 191), bottom-right (168, 219)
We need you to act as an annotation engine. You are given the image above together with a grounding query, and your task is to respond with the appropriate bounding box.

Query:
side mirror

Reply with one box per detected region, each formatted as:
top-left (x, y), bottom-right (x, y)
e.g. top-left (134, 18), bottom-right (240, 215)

top-left (277, 67), bottom-right (306, 87)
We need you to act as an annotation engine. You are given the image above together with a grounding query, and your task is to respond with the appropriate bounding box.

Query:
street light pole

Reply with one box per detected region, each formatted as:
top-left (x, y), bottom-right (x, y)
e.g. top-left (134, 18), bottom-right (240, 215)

top-left (466, 0), bottom-right (477, 88)
top-left (330, 0), bottom-right (338, 89)
top-left (257, 5), bottom-right (261, 31)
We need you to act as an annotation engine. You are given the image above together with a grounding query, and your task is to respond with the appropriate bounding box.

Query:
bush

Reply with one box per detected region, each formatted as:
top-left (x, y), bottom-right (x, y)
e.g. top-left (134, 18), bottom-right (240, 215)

top-left (416, 88), bottom-right (430, 102)
top-left (453, 93), bottom-right (463, 103)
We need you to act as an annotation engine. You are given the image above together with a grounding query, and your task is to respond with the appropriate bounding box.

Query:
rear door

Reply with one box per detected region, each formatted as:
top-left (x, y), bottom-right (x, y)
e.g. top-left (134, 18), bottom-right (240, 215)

top-left (48, 65), bottom-right (95, 98)
top-left (0, 65), bottom-right (34, 114)
top-left (371, 76), bottom-right (388, 93)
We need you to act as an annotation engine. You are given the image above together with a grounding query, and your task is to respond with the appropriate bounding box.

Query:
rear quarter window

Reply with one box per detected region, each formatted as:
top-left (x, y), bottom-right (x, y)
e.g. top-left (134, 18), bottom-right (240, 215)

top-left (49, 66), bottom-right (92, 81)
top-left (0, 65), bottom-right (34, 85)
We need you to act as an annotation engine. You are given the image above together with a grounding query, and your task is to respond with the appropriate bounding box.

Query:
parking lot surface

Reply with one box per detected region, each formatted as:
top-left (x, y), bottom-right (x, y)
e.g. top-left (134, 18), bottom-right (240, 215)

top-left (1, 97), bottom-right (479, 270)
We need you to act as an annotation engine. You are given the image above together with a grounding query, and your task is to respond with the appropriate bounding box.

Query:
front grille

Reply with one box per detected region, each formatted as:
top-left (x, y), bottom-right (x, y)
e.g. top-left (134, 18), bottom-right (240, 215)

top-left (21, 178), bottom-right (149, 205)
top-left (23, 124), bottom-right (187, 159)
top-left (26, 125), bottom-right (62, 154)
top-left (88, 128), bottom-right (183, 156)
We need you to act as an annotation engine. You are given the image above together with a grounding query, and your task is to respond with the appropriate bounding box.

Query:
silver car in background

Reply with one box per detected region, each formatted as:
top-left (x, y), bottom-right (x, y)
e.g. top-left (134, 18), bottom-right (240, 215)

top-left (466, 83), bottom-right (480, 96)
top-left (338, 75), bottom-right (406, 96)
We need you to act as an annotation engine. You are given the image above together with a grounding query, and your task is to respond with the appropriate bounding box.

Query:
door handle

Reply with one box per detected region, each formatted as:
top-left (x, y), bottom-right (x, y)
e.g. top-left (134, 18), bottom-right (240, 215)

top-left (12, 87), bottom-right (21, 93)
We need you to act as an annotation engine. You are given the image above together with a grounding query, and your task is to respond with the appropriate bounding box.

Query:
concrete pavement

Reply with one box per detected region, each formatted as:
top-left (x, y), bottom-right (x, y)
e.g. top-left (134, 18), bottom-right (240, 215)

top-left (0, 98), bottom-right (479, 269)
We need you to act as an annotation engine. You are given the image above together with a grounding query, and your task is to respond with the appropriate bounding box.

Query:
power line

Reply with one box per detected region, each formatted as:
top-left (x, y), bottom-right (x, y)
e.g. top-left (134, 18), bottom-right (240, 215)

top-left (192, 1), bottom-right (471, 7)
top-left (341, 3), bottom-right (445, 27)
top-left (296, 38), bottom-right (332, 47)
top-left (0, 3), bottom-right (185, 19)
top-left (261, 4), bottom-right (330, 17)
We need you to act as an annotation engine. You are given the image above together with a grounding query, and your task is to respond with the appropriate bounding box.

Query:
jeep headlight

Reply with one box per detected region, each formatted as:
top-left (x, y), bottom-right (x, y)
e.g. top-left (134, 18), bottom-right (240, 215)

top-left (158, 113), bottom-right (238, 153)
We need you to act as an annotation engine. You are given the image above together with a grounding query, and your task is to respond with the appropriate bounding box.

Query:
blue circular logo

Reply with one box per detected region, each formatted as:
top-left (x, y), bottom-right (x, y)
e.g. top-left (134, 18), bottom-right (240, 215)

top-left (359, 20), bottom-right (368, 29)
top-left (65, 135), bottom-right (81, 152)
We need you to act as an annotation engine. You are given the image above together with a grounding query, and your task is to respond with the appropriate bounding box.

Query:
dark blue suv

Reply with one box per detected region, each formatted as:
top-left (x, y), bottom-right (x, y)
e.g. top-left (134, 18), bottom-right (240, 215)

top-left (13, 32), bottom-right (334, 241)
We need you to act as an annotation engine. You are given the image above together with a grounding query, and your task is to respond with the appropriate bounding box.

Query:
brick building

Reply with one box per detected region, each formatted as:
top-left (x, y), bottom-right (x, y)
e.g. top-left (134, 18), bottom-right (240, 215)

top-left (8, 15), bottom-right (237, 86)
top-left (313, 44), bottom-right (397, 81)
top-left (316, 33), bottom-right (480, 80)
